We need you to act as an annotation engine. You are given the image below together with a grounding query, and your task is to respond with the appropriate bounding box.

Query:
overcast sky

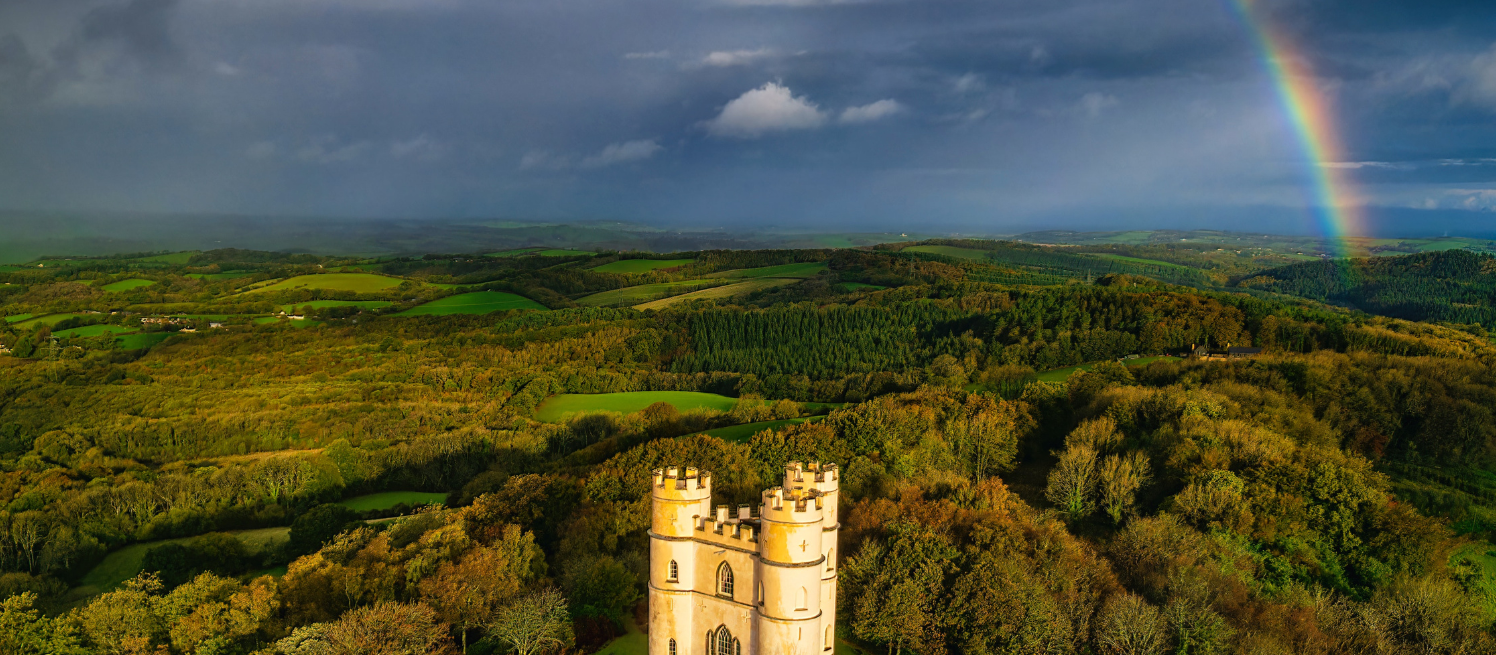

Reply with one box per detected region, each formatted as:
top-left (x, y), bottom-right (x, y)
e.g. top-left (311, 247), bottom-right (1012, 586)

top-left (1, 0), bottom-right (1494, 234)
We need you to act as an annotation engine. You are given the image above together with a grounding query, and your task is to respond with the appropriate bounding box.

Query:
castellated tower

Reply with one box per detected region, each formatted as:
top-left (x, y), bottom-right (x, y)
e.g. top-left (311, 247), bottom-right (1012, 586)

top-left (649, 462), bottom-right (840, 655)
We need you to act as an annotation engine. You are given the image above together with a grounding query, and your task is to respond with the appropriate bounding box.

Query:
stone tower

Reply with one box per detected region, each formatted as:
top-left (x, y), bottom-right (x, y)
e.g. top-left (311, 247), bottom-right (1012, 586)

top-left (648, 462), bottom-right (840, 655)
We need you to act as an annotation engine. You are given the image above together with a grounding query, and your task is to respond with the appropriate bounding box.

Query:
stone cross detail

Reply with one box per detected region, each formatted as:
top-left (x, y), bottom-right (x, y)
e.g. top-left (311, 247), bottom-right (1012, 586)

top-left (800, 540), bottom-right (808, 552)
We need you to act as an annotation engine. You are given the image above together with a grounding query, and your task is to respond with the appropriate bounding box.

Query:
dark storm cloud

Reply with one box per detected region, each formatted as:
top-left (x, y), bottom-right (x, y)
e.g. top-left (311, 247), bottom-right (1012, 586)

top-left (0, 0), bottom-right (1494, 233)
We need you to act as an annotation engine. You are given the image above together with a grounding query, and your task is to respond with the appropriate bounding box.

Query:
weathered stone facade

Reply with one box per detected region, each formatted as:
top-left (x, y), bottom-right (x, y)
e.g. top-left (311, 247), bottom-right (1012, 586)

top-left (648, 462), bottom-right (839, 655)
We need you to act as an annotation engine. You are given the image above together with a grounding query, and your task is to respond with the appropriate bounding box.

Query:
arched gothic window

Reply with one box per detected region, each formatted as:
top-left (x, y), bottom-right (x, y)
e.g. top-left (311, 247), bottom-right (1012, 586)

top-left (669, 639), bottom-right (677, 655)
top-left (717, 563), bottom-right (734, 597)
top-left (668, 560), bottom-right (678, 582)
top-left (714, 627), bottom-right (735, 655)
top-left (796, 587), bottom-right (808, 610)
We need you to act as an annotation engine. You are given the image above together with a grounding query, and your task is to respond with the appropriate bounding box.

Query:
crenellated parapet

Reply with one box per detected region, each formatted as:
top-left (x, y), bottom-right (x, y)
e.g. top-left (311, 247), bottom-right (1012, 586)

top-left (653, 466), bottom-right (712, 502)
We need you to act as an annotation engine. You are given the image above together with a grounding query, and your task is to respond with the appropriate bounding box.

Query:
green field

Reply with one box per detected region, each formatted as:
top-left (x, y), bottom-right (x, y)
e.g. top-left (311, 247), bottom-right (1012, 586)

top-left (117, 333), bottom-right (175, 349)
top-left (101, 278), bottom-right (157, 292)
top-left (54, 324), bottom-right (138, 338)
top-left (337, 491), bottom-right (448, 512)
top-left (838, 282), bottom-right (887, 291)
top-left (1089, 253), bottom-right (1189, 270)
top-left (576, 280), bottom-right (727, 307)
top-left (5, 313), bottom-right (32, 323)
top-left (487, 248), bottom-right (543, 257)
top-left (904, 245), bottom-right (992, 260)
top-left (592, 258), bottom-right (695, 274)
top-left (698, 416), bottom-right (824, 443)
top-left (395, 291), bottom-right (546, 316)
top-left (1036, 355), bottom-right (1182, 382)
top-left (279, 300), bottom-right (393, 313)
top-left (0, 265), bottom-right (22, 272)
top-left (65, 526), bottom-right (290, 606)
top-left (253, 317), bottom-right (321, 328)
top-left (534, 391), bottom-right (739, 422)
top-left (247, 273), bottom-right (407, 294)
top-left (535, 249), bottom-right (594, 257)
top-left (14, 313), bottom-right (86, 329)
top-left (708, 262), bottom-right (828, 279)
top-left (633, 278), bottom-right (799, 310)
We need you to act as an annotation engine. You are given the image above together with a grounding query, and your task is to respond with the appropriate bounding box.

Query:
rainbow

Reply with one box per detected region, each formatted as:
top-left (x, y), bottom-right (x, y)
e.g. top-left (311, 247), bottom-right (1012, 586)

top-left (1228, 0), bottom-right (1364, 257)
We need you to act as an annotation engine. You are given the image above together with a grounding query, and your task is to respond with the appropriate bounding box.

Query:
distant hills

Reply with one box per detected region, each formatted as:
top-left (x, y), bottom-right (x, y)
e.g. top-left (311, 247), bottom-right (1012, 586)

top-left (1239, 249), bottom-right (1496, 325)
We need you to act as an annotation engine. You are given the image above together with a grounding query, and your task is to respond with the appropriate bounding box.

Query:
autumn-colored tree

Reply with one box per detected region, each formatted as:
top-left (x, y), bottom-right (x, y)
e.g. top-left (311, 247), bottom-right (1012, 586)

top-left (279, 601), bottom-right (454, 655)
top-left (844, 523), bottom-right (957, 655)
top-left (1045, 445), bottom-right (1098, 519)
top-left (1095, 594), bottom-right (1164, 655)
top-left (1098, 451), bottom-right (1150, 525)
top-left (1, 592), bottom-right (87, 655)
top-left (486, 587), bottom-right (573, 655)
top-left (72, 574), bottom-right (167, 655)
top-left (420, 537), bottom-right (534, 653)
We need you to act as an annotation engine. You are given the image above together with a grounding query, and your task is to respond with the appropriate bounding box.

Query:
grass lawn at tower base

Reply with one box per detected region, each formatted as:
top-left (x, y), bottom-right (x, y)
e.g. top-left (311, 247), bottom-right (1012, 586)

top-left (337, 491), bottom-right (449, 512)
top-left (534, 391), bottom-right (739, 422)
top-left (395, 291), bottom-right (546, 316)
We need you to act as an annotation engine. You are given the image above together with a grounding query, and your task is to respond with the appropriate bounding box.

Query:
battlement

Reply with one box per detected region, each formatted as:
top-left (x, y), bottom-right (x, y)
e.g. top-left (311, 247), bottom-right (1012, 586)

top-left (695, 504), bottom-right (758, 545)
top-left (653, 466), bottom-right (712, 501)
top-left (785, 461), bottom-right (839, 485)
top-left (758, 485), bottom-right (827, 523)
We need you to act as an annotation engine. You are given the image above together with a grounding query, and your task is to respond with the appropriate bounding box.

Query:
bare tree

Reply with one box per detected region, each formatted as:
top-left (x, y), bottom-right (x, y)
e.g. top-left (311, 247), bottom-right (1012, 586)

top-left (1096, 594), bottom-right (1165, 655)
top-left (1099, 451), bottom-right (1151, 525)
top-left (1045, 445), bottom-right (1098, 519)
top-left (487, 588), bottom-right (573, 655)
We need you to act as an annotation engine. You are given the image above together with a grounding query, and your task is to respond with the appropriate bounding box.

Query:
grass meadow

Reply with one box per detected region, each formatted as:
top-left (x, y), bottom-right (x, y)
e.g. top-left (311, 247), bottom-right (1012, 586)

top-left (395, 291), bottom-right (546, 316)
top-left (53, 324), bottom-right (138, 338)
top-left (576, 280), bottom-right (727, 307)
top-left (64, 526), bottom-right (290, 608)
top-left (101, 279), bottom-right (157, 292)
top-left (279, 300), bottom-right (393, 313)
top-left (632, 278), bottom-right (799, 310)
top-left (337, 491), bottom-right (448, 512)
top-left (707, 262), bottom-right (827, 279)
top-left (903, 245), bottom-right (992, 260)
top-left (248, 273), bottom-right (407, 294)
top-left (534, 391), bottom-right (739, 422)
top-left (1035, 355), bottom-right (1182, 382)
top-left (116, 333), bottom-right (175, 349)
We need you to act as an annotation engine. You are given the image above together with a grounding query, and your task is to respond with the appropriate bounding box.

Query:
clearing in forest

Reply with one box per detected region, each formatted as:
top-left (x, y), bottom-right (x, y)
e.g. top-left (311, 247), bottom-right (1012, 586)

top-left (395, 290), bottom-right (546, 316)
top-left (534, 391), bottom-right (739, 422)
top-left (117, 332), bottom-right (174, 349)
top-left (591, 258), bottom-right (694, 274)
top-left (338, 491), bottom-right (448, 512)
top-left (1035, 355), bottom-right (1182, 382)
top-left (63, 526), bottom-right (291, 607)
top-left (632, 278), bottom-right (799, 310)
top-left (101, 279), bottom-right (157, 292)
top-left (247, 273), bottom-right (407, 293)
top-left (13, 313), bottom-right (86, 329)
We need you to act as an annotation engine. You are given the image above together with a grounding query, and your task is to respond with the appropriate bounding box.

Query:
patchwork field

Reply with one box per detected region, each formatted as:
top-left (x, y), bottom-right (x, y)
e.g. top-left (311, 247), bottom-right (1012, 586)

top-left (53, 324), bottom-right (138, 338)
top-left (395, 291), bottom-right (546, 316)
top-left (576, 280), bottom-right (727, 307)
top-left (13, 313), bottom-right (86, 329)
top-left (279, 300), bottom-right (393, 313)
top-left (247, 273), bottom-right (407, 293)
top-left (337, 491), bottom-right (448, 512)
top-left (633, 278), bottom-right (799, 310)
top-left (534, 391), bottom-right (739, 422)
top-left (707, 262), bottom-right (827, 279)
top-left (592, 258), bottom-right (695, 274)
top-left (101, 278), bottom-right (157, 292)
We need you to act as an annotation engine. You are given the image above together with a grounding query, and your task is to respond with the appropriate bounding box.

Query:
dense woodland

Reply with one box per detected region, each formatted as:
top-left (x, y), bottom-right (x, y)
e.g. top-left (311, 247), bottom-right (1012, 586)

top-left (2, 241), bottom-right (1496, 654)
